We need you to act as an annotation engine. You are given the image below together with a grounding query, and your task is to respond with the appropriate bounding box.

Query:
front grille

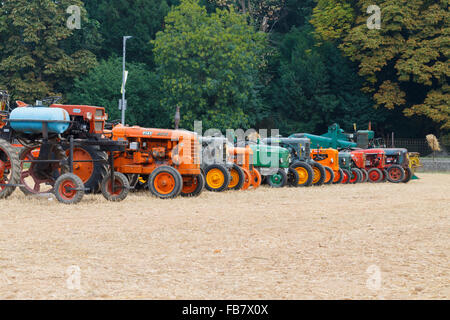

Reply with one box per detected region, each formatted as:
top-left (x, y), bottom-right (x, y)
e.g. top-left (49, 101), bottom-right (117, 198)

top-left (192, 140), bottom-right (199, 165)
top-left (94, 121), bottom-right (103, 132)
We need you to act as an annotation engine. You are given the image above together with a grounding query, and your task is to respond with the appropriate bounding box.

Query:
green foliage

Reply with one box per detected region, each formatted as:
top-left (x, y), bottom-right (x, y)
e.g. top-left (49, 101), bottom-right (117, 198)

top-left (311, 0), bottom-right (450, 130)
top-left (153, 0), bottom-right (267, 131)
top-left (67, 58), bottom-right (169, 128)
top-left (265, 27), bottom-right (382, 135)
top-left (85, 0), bottom-right (178, 66)
top-left (0, 0), bottom-right (98, 102)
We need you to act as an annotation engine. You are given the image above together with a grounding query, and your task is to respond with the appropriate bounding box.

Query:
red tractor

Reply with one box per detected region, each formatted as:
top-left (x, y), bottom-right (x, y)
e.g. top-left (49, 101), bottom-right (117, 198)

top-left (359, 149), bottom-right (387, 183)
top-left (350, 150), bottom-right (369, 182)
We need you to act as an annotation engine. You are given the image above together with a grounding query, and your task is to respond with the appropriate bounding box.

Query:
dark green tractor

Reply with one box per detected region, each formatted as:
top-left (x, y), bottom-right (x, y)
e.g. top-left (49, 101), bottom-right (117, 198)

top-left (262, 137), bottom-right (325, 187)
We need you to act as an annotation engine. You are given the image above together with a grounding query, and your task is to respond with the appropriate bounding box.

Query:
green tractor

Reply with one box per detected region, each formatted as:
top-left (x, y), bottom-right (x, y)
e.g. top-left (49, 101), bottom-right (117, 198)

top-left (262, 137), bottom-right (325, 187)
top-left (248, 142), bottom-right (299, 188)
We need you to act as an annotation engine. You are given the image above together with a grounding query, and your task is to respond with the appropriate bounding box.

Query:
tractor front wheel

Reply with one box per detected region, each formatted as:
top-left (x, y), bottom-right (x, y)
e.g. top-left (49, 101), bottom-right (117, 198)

top-left (403, 167), bottom-right (413, 183)
top-left (324, 166), bottom-right (335, 185)
top-left (101, 172), bottom-right (130, 202)
top-left (268, 169), bottom-right (287, 188)
top-left (54, 173), bottom-right (84, 204)
top-left (228, 164), bottom-right (245, 190)
top-left (204, 164), bottom-right (230, 192)
top-left (181, 174), bottom-right (205, 197)
top-left (382, 169), bottom-right (389, 182)
top-left (349, 168), bottom-right (362, 184)
top-left (290, 162), bottom-right (313, 187)
top-left (332, 168), bottom-right (344, 184)
top-left (360, 168), bottom-right (369, 182)
top-left (387, 165), bottom-right (405, 183)
top-left (287, 167), bottom-right (300, 187)
top-left (341, 169), bottom-right (351, 184)
top-left (311, 162), bottom-right (326, 186)
top-left (368, 168), bottom-right (383, 183)
top-left (241, 168), bottom-right (251, 190)
top-left (250, 169), bottom-right (262, 189)
top-left (148, 166), bottom-right (183, 199)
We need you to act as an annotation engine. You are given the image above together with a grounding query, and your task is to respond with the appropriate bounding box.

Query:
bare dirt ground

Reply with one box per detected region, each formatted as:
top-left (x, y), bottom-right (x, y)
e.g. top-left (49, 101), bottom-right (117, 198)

top-left (0, 173), bottom-right (448, 300)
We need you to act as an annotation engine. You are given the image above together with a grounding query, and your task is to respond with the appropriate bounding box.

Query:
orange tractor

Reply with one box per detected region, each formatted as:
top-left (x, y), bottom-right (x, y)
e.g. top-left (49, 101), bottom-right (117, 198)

top-left (228, 145), bottom-right (261, 190)
top-left (108, 124), bottom-right (204, 199)
top-left (310, 148), bottom-right (342, 184)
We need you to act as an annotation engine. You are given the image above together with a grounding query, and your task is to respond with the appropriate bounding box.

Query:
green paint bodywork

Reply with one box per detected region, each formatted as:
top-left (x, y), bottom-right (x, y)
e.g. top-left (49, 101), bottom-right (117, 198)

top-left (250, 143), bottom-right (290, 169)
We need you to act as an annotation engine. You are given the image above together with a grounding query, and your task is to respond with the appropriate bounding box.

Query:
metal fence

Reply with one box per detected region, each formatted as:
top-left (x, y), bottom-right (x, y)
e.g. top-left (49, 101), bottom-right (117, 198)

top-left (388, 138), bottom-right (450, 157)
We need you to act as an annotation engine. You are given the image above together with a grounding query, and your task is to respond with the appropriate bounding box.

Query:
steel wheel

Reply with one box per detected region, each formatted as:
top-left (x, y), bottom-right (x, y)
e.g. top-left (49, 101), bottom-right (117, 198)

top-left (54, 173), bottom-right (84, 204)
top-left (204, 164), bottom-right (230, 192)
top-left (387, 165), bottom-right (405, 183)
top-left (148, 166), bottom-right (183, 199)
top-left (268, 169), bottom-right (287, 188)
top-left (228, 164), bottom-right (245, 190)
top-left (181, 174), bottom-right (205, 197)
top-left (368, 168), bottom-right (383, 183)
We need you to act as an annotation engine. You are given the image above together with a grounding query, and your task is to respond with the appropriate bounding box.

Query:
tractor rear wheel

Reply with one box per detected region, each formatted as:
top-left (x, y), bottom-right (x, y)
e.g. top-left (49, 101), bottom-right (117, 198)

top-left (268, 169), bottom-right (287, 188)
top-left (368, 168), bottom-right (383, 183)
top-left (324, 166), bottom-right (335, 185)
top-left (251, 169), bottom-right (262, 189)
top-left (287, 167), bottom-right (300, 187)
top-left (54, 173), bottom-right (84, 204)
top-left (387, 165), bottom-right (405, 183)
top-left (360, 168), bottom-right (369, 182)
top-left (101, 172), bottom-right (130, 202)
top-left (341, 169), bottom-right (351, 184)
top-left (349, 168), bottom-right (362, 184)
top-left (311, 162), bottom-right (326, 186)
top-left (65, 145), bottom-right (108, 193)
top-left (382, 169), bottom-right (389, 182)
top-left (290, 162), bottom-right (313, 187)
top-left (332, 168), bottom-right (344, 184)
top-left (204, 164), bottom-right (230, 192)
top-left (148, 166), bottom-right (183, 199)
top-left (0, 139), bottom-right (20, 199)
top-left (402, 167), bottom-right (413, 183)
top-left (241, 168), bottom-right (251, 190)
top-left (181, 174), bottom-right (205, 197)
top-left (228, 164), bottom-right (245, 190)
top-left (19, 145), bottom-right (68, 195)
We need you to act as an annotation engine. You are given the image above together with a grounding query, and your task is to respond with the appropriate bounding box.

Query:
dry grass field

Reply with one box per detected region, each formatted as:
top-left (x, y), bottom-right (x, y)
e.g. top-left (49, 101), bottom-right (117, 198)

top-left (0, 173), bottom-right (448, 300)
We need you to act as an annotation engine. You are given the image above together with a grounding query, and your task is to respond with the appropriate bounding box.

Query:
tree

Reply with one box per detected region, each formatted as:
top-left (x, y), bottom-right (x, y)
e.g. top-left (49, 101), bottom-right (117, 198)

top-left (0, 0), bottom-right (98, 102)
top-left (153, 0), bottom-right (267, 131)
top-left (84, 0), bottom-right (177, 66)
top-left (311, 0), bottom-right (450, 131)
top-left (265, 27), bottom-right (382, 135)
top-left (67, 58), bottom-right (169, 128)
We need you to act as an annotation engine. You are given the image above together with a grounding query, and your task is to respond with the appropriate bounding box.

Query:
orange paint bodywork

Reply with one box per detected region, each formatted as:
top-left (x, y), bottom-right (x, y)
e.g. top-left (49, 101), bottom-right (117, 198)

top-left (228, 145), bottom-right (261, 189)
top-left (110, 125), bottom-right (201, 177)
top-left (50, 104), bottom-right (107, 134)
top-left (311, 148), bottom-right (340, 173)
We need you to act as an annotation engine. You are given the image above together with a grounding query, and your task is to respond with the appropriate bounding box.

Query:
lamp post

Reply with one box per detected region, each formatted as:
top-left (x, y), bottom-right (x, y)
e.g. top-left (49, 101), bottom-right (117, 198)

top-left (121, 36), bottom-right (133, 125)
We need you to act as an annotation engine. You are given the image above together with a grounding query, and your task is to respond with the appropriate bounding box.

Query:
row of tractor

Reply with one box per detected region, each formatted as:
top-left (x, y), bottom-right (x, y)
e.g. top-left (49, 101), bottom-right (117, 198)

top-left (0, 92), bottom-right (420, 204)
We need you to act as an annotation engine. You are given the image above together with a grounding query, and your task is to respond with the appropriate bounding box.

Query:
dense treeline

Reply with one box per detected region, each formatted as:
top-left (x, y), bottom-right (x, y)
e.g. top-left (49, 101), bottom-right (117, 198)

top-left (0, 0), bottom-right (447, 138)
